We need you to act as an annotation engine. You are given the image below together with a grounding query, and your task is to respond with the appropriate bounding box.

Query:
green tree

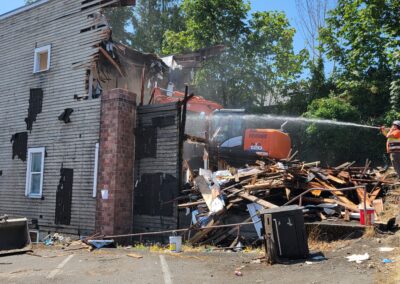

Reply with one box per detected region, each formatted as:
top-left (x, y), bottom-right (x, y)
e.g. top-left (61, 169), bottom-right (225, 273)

top-left (131, 0), bottom-right (184, 54)
top-left (304, 97), bottom-right (360, 121)
top-left (320, 0), bottom-right (400, 122)
top-left (163, 0), bottom-right (249, 54)
top-left (301, 97), bottom-right (384, 165)
top-left (105, 7), bottom-right (135, 45)
top-left (163, 2), bottom-right (307, 109)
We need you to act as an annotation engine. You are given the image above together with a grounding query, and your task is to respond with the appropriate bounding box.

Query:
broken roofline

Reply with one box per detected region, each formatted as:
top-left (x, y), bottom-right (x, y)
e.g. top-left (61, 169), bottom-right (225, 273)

top-left (0, 0), bottom-right (136, 21)
top-left (0, 0), bottom-right (49, 21)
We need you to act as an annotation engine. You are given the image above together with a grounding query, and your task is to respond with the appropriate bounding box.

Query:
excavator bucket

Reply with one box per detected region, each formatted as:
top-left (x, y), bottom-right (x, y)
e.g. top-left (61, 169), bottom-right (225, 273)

top-left (0, 217), bottom-right (32, 256)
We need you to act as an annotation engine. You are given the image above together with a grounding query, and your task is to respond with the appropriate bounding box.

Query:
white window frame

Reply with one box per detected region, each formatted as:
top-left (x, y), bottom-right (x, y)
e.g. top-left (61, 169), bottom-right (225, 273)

top-left (25, 147), bottom-right (45, 198)
top-left (33, 45), bottom-right (51, 73)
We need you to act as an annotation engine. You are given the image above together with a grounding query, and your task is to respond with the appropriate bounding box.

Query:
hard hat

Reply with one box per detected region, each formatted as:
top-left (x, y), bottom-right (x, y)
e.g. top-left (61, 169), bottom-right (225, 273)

top-left (392, 120), bottom-right (400, 127)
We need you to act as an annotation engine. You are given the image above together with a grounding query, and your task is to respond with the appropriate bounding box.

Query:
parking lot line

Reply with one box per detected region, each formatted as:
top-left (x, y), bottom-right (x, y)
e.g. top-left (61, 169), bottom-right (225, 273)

top-left (46, 254), bottom-right (74, 279)
top-left (159, 255), bottom-right (172, 284)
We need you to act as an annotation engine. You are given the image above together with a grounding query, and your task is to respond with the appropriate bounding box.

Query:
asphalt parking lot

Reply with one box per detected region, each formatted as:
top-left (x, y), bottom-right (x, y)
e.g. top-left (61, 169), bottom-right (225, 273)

top-left (0, 235), bottom-right (398, 284)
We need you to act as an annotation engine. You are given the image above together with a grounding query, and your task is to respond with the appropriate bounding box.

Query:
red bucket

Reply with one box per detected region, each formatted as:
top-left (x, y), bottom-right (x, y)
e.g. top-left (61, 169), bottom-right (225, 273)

top-left (359, 208), bottom-right (375, 225)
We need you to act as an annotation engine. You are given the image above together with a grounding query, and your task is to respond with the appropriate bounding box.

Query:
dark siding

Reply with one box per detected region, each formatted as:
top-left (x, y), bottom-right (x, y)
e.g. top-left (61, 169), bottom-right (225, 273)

top-left (133, 103), bottom-right (181, 239)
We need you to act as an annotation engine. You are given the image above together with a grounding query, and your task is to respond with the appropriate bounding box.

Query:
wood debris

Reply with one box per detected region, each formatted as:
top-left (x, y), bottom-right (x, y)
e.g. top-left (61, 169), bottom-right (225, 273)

top-left (127, 253), bottom-right (143, 259)
top-left (179, 159), bottom-right (395, 246)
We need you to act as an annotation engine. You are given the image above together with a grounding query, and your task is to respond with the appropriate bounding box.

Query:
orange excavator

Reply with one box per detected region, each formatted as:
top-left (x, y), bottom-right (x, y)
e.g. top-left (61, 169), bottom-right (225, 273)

top-left (151, 88), bottom-right (291, 168)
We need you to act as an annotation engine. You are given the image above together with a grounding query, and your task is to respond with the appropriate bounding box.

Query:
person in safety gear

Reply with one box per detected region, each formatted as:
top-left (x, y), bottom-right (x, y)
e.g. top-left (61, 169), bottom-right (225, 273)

top-left (381, 120), bottom-right (400, 175)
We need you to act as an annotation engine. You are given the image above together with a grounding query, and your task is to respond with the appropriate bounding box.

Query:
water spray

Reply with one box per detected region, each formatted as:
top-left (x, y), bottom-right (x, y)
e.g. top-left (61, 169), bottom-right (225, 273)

top-left (242, 114), bottom-right (381, 130)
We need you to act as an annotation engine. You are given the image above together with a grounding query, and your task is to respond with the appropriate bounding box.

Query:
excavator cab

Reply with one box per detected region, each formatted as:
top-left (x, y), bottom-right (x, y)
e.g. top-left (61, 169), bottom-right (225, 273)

top-left (208, 110), bottom-right (291, 168)
top-left (209, 109), bottom-right (244, 144)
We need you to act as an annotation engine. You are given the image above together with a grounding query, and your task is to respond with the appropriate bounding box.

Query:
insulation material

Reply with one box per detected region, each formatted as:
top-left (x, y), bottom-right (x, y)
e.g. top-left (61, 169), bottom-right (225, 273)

top-left (10, 132), bottom-right (28, 162)
top-left (25, 88), bottom-right (43, 132)
top-left (58, 108), bottom-right (74, 123)
top-left (55, 168), bottom-right (74, 225)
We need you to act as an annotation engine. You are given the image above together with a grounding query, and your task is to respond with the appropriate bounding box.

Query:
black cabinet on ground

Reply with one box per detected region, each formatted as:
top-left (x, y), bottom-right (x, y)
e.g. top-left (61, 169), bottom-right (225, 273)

top-left (261, 205), bottom-right (309, 264)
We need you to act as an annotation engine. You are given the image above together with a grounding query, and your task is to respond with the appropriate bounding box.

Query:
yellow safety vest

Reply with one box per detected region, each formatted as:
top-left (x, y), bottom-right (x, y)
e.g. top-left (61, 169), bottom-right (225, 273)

top-left (387, 136), bottom-right (400, 153)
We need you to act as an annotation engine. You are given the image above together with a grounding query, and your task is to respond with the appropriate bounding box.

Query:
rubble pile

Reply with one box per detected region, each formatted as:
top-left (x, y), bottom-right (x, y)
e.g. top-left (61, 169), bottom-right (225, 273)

top-left (179, 159), bottom-right (396, 246)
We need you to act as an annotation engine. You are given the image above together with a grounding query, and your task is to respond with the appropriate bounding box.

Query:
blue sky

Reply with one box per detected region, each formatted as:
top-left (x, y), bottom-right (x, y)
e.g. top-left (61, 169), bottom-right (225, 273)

top-left (0, 0), bottom-right (331, 75)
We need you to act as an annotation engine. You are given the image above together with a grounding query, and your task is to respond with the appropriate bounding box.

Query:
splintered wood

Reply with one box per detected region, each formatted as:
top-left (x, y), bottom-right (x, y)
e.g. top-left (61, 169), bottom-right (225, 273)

top-left (179, 159), bottom-right (395, 246)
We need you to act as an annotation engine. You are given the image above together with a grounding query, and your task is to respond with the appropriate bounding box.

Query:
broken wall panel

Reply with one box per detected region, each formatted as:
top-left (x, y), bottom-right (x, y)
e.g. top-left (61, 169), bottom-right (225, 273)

top-left (58, 108), bottom-right (74, 123)
top-left (95, 43), bottom-right (168, 103)
top-left (25, 88), bottom-right (43, 132)
top-left (81, 0), bottom-right (136, 11)
top-left (10, 132), bottom-right (28, 162)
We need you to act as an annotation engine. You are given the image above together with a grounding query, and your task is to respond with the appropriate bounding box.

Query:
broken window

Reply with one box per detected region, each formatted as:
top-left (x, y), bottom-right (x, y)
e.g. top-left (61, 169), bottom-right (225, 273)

top-left (33, 45), bottom-right (51, 73)
top-left (25, 147), bottom-right (45, 198)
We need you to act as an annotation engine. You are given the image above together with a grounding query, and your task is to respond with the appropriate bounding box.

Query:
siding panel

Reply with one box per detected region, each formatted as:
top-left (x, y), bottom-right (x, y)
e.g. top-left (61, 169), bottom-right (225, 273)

top-left (0, 0), bottom-right (118, 236)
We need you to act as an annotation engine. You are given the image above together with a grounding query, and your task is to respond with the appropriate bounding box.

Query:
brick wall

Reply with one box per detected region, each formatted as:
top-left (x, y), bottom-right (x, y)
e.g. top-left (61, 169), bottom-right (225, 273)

top-left (96, 88), bottom-right (136, 237)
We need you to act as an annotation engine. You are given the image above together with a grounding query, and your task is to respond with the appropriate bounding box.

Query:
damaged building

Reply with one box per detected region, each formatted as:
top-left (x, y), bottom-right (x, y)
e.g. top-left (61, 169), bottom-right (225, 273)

top-left (0, 0), bottom-right (185, 239)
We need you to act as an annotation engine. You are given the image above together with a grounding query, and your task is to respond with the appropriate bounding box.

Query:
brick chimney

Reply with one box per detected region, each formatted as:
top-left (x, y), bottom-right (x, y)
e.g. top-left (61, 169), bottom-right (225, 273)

top-left (96, 88), bottom-right (136, 238)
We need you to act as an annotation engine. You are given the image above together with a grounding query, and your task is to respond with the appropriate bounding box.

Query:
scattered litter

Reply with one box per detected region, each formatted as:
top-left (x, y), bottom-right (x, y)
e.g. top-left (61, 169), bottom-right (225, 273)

top-left (379, 247), bottom-right (395, 252)
top-left (44, 238), bottom-right (54, 246)
top-left (87, 240), bottom-right (114, 249)
top-left (234, 270), bottom-right (243, 276)
top-left (382, 258), bottom-right (394, 264)
top-left (127, 253), bottom-right (143, 259)
top-left (234, 241), bottom-right (243, 252)
top-left (305, 253), bottom-right (326, 264)
top-left (346, 253), bottom-right (370, 263)
top-left (43, 233), bottom-right (71, 246)
top-left (311, 255), bottom-right (326, 261)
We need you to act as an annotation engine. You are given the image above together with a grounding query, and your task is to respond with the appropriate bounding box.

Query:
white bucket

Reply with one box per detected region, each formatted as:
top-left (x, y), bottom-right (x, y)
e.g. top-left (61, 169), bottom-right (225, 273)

top-left (169, 236), bottom-right (182, 253)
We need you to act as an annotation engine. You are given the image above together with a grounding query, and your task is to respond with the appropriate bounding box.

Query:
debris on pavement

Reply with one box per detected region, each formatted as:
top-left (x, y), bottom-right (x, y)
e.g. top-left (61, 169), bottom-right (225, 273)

top-left (346, 253), bottom-right (370, 263)
top-left (379, 247), bottom-right (395, 252)
top-left (382, 258), bottom-right (394, 263)
top-left (178, 159), bottom-right (395, 246)
top-left (87, 240), bottom-right (114, 249)
top-left (127, 253), bottom-right (143, 259)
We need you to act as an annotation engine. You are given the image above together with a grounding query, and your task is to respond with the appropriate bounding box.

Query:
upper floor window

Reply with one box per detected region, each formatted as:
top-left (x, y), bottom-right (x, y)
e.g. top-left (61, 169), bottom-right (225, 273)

top-left (33, 45), bottom-right (51, 73)
top-left (25, 147), bottom-right (45, 198)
